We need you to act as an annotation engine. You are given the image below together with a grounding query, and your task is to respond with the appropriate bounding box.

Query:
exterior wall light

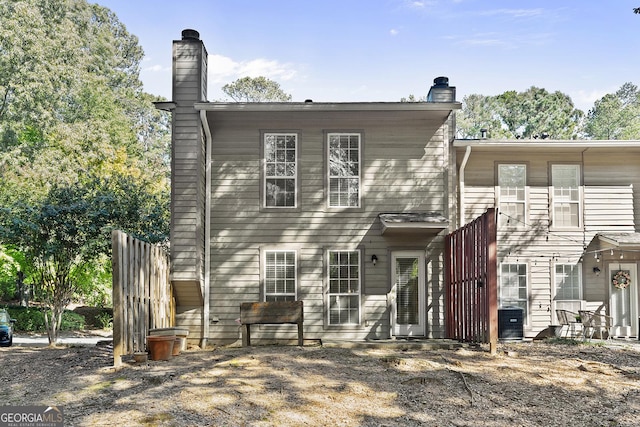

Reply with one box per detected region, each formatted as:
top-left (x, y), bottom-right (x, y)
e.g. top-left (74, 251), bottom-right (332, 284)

top-left (371, 254), bottom-right (378, 266)
top-left (593, 266), bottom-right (601, 276)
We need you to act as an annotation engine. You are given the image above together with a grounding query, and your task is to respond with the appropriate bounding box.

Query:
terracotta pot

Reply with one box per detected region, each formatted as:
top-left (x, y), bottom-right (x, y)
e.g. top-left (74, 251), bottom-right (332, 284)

top-left (149, 328), bottom-right (189, 352)
top-left (146, 335), bottom-right (175, 361)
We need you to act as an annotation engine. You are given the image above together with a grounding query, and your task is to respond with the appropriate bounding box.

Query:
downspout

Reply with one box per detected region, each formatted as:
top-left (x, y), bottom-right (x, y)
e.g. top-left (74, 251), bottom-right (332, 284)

top-left (458, 146), bottom-right (472, 226)
top-left (200, 109), bottom-right (212, 348)
top-left (581, 148), bottom-right (589, 250)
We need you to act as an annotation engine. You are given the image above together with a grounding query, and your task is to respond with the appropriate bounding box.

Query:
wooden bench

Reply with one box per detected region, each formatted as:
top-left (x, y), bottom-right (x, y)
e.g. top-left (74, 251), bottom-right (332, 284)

top-left (240, 301), bottom-right (303, 347)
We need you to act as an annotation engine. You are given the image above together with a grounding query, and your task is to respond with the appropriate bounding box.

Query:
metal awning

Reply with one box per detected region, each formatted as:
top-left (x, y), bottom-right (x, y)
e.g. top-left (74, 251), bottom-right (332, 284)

top-left (378, 213), bottom-right (449, 235)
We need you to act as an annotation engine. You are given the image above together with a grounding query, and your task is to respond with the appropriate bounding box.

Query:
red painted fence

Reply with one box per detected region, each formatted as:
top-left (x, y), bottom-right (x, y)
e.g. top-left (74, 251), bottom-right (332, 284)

top-left (445, 208), bottom-right (498, 353)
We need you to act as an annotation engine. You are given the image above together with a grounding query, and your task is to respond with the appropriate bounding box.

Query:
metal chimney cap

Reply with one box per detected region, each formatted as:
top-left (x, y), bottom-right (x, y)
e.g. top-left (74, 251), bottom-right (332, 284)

top-left (433, 76), bottom-right (449, 87)
top-left (182, 29), bottom-right (200, 41)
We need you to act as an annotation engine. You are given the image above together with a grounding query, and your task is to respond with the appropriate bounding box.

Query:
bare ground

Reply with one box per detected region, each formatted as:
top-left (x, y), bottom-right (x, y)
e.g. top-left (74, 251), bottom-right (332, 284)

top-left (2, 338), bottom-right (640, 426)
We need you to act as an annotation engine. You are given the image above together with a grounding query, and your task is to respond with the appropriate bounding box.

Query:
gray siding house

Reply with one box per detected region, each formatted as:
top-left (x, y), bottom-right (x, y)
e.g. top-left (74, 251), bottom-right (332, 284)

top-left (165, 30), bottom-right (461, 346)
top-left (163, 29), bottom-right (640, 345)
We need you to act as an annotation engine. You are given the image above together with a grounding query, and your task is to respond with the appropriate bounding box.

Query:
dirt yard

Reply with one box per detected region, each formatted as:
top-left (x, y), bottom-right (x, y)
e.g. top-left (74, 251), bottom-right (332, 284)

top-left (2, 338), bottom-right (640, 426)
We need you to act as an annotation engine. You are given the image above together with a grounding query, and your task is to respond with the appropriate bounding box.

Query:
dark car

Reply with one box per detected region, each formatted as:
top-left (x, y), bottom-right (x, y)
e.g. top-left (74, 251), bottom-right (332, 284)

top-left (0, 309), bottom-right (16, 347)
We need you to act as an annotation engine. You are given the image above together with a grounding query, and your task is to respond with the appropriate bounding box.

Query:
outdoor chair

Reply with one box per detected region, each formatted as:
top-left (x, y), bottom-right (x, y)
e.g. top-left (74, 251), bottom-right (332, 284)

top-left (578, 310), bottom-right (613, 340)
top-left (555, 309), bottom-right (580, 338)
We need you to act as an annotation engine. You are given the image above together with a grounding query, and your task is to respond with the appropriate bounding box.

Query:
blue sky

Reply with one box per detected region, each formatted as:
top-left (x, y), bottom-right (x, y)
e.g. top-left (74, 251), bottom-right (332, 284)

top-left (95, 0), bottom-right (640, 111)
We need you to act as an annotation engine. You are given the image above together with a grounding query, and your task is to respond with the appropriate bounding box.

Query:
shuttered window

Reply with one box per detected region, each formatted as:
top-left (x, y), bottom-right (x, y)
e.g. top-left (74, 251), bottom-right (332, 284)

top-left (264, 133), bottom-right (297, 207)
top-left (264, 250), bottom-right (296, 301)
top-left (498, 164), bottom-right (526, 226)
top-left (328, 133), bottom-right (360, 208)
top-left (551, 164), bottom-right (581, 228)
top-left (328, 250), bottom-right (360, 325)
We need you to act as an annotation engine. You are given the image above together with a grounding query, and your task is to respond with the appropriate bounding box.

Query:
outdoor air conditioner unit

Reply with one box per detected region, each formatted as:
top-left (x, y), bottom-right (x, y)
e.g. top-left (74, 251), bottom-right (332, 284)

top-left (498, 307), bottom-right (524, 341)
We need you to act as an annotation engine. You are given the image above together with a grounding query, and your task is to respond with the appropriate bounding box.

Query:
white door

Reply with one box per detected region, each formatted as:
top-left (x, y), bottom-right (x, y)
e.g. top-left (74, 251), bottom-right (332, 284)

top-left (609, 263), bottom-right (638, 337)
top-left (391, 251), bottom-right (425, 336)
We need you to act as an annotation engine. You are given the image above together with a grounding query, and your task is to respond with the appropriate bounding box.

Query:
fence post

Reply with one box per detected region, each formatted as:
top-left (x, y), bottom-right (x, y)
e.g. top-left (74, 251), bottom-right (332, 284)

top-left (112, 230), bottom-right (124, 367)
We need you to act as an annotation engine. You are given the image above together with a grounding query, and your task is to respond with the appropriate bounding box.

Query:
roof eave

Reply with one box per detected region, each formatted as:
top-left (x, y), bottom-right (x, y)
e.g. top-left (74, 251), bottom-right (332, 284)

top-left (195, 101), bottom-right (462, 112)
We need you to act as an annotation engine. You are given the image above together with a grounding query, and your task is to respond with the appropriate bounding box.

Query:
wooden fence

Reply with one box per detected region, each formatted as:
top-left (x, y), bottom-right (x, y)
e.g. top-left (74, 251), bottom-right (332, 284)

top-left (112, 230), bottom-right (174, 366)
top-left (445, 208), bottom-right (498, 354)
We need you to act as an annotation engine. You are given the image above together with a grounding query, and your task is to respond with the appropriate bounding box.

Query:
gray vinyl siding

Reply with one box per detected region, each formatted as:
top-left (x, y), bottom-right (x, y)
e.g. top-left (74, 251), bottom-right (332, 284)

top-left (170, 39), bottom-right (208, 337)
top-left (207, 110), bottom-right (451, 342)
top-left (457, 146), bottom-right (640, 336)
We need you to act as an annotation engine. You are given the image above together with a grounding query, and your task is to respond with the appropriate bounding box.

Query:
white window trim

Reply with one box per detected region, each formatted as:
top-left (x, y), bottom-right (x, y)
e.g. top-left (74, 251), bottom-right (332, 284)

top-left (496, 163), bottom-right (527, 227)
top-left (499, 262), bottom-right (529, 326)
top-left (263, 249), bottom-right (297, 301)
top-left (550, 164), bottom-right (582, 229)
top-left (327, 132), bottom-right (361, 209)
top-left (263, 133), bottom-right (298, 209)
top-left (552, 263), bottom-right (583, 320)
top-left (326, 248), bottom-right (362, 326)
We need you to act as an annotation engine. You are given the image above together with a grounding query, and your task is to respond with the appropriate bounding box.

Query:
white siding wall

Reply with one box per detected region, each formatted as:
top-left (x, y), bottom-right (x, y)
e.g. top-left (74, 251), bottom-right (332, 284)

top-left (458, 147), bottom-right (639, 336)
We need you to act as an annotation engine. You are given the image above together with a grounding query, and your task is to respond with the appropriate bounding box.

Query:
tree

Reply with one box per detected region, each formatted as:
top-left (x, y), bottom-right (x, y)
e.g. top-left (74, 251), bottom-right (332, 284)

top-left (496, 87), bottom-right (583, 139)
top-left (456, 94), bottom-right (510, 139)
top-left (584, 83), bottom-right (640, 139)
top-left (0, 0), bottom-right (170, 340)
top-left (400, 94), bottom-right (427, 102)
top-left (634, 8), bottom-right (640, 13)
top-left (222, 76), bottom-right (292, 102)
top-left (455, 87), bottom-right (583, 139)
top-left (0, 176), bottom-right (167, 343)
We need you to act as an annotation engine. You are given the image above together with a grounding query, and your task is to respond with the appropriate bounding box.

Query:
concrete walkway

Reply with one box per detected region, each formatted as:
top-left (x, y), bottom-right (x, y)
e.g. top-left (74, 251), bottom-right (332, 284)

top-left (11, 331), bottom-right (113, 347)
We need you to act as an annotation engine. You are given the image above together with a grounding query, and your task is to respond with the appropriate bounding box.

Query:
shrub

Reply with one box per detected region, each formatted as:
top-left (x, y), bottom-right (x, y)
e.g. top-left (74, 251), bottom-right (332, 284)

top-left (5, 306), bottom-right (85, 332)
top-left (6, 307), bottom-right (45, 332)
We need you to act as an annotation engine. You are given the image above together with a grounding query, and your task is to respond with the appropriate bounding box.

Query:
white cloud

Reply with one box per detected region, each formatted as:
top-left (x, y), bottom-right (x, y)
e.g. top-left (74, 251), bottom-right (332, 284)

top-left (390, 29), bottom-right (400, 36)
top-left (406, 1), bottom-right (436, 9)
top-left (144, 64), bottom-right (168, 73)
top-left (573, 88), bottom-right (610, 111)
top-left (479, 8), bottom-right (544, 18)
top-left (209, 54), bottom-right (297, 84)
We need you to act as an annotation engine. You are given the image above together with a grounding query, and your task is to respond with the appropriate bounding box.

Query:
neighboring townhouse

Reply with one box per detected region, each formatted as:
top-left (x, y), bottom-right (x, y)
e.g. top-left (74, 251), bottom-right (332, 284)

top-left (453, 138), bottom-right (640, 338)
top-left (164, 30), bottom-right (461, 346)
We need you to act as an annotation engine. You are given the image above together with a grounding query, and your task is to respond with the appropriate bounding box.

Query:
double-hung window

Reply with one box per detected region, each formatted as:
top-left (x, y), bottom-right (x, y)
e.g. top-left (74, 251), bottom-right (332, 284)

top-left (328, 250), bottom-right (361, 325)
top-left (551, 164), bottom-right (581, 228)
top-left (498, 164), bottom-right (526, 226)
top-left (554, 263), bottom-right (582, 314)
top-left (264, 133), bottom-right (297, 208)
top-left (499, 263), bottom-right (528, 324)
top-left (328, 133), bottom-right (360, 208)
top-left (264, 250), bottom-right (296, 301)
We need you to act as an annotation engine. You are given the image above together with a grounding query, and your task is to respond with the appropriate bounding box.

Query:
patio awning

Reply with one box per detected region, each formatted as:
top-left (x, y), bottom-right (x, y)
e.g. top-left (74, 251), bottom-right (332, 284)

top-left (597, 232), bottom-right (640, 248)
top-left (378, 213), bottom-right (449, 235)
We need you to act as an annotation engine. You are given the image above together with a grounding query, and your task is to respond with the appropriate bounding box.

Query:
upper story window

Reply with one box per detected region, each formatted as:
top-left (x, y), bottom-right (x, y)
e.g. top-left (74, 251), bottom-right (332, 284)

top-left (264, 250), bottom-right (296, 301)
top-left (264, 133), bottom-right (297, 208)
top-left (498, 164), bottom-right (526, 226)
top-left (551, 164), bottom-right (581, 228)
top-left (328, 133), bottom-right (360, 208)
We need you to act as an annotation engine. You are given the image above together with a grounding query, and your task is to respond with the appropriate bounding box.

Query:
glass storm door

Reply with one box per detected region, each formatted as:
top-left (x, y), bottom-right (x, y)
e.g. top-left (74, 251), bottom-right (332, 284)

top-left (392, 251), bottom-right (425, 336)
top-left (609, 263), bottom-right (638, 337)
